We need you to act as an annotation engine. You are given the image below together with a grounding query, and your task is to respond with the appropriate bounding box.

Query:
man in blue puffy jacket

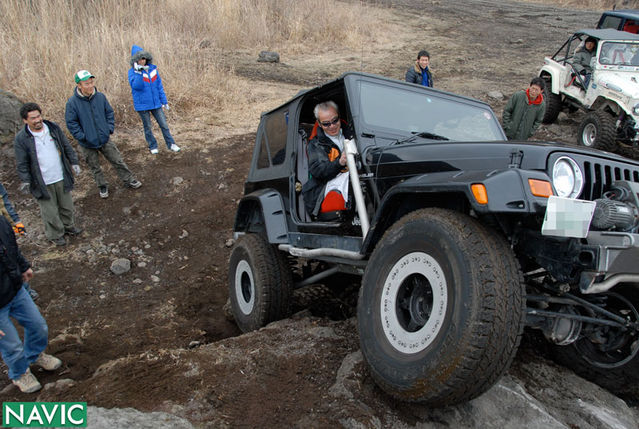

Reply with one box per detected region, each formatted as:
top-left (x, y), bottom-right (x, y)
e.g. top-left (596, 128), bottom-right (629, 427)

top-left (128, 45), bottom-right (180, 155)
top-left (65, 70), bottom-right (141, 199)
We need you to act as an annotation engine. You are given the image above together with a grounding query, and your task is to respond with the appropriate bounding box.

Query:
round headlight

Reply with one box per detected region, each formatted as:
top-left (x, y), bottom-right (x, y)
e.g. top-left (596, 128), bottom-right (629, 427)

top-left (634, 103), bottom-right (639, 115)
top-left (552, 156), bottom-right (584, 198)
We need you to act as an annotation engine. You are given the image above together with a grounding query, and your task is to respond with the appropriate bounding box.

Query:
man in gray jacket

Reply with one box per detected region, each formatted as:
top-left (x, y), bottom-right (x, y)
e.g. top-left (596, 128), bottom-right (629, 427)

top-left (573, 37), bottom-right (597, 87)
top-left (14, 103), bottom-right (83, 246)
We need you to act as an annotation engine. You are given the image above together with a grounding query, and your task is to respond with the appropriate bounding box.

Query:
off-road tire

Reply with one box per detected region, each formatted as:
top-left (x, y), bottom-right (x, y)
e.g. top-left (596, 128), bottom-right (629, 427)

top-left (357, 208), bottom-right (525, 405)
top-left (542, 92), bottom-right (562, 124)
top-left (228, 234), bottom-right (292, 333)
top-left (578, 110), bottom-right (617, 152)
top-left (549, 285), bottom-right (639, 400)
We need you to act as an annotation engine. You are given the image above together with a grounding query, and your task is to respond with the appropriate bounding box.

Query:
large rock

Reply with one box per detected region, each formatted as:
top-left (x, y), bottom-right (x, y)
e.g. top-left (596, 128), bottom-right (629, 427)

top-left (87, 407), bottom-right (193, 429)
top-left (43, 317), bottom-right (638, 428)
top-left (0, 89), bottom-right (22, 146)
top-left (257, 51), bottom-right (280, 63)
top-left (110, 258), bottom-right (131, 275)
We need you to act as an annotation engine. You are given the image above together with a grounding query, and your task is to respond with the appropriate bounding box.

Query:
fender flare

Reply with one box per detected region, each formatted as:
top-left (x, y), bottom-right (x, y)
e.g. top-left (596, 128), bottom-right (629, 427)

top-left (233, 189), bottom-right (288, 244)
top-left (540, 66), bottom-right (562, 95)
top-left (362, 169), bottom-right (552, 253)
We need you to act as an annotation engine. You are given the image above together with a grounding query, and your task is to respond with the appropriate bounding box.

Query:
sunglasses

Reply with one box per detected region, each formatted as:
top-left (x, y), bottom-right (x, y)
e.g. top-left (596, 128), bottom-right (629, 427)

top-left (320, 116), bottom-right (340, 127)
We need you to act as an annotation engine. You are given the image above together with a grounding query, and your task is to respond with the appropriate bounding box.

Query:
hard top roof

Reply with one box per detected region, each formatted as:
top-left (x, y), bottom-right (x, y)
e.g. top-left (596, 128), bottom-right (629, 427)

top-left (601, 9), bottom-right (639, 21)
top-left (260, 71), bottom-right (491, 117)
top-left (574, 28), bottom-right (639, 41)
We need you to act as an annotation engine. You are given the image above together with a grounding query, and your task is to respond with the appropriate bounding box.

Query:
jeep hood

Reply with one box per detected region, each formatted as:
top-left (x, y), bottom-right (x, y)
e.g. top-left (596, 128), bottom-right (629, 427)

top-left (368, 140), bottom-right (639, 180)
top-left (596, 71), bottom-right (639, 99)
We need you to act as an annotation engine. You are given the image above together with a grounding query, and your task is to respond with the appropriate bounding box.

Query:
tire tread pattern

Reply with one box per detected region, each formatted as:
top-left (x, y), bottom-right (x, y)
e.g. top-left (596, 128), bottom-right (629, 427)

top-left (228, 234), bottom-right (292, 332)
top-left (358, 208), bottom-right (525, 406)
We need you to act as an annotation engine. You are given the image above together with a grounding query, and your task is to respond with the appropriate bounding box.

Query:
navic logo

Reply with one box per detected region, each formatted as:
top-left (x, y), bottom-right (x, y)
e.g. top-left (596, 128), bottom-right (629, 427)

top-left (2, 402), bottom-right (87, 427)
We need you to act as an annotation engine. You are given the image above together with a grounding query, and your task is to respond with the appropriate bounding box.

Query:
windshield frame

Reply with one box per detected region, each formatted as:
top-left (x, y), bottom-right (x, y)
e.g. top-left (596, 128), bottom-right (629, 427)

top-left (346, 75), bottom-right (506, 148)
top-left (598, 40), bottom-right (639, 67)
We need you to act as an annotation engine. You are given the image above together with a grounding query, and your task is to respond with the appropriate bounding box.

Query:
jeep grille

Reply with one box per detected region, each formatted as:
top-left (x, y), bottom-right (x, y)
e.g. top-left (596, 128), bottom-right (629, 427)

top-left (581, 159), bottom-right (639, 200)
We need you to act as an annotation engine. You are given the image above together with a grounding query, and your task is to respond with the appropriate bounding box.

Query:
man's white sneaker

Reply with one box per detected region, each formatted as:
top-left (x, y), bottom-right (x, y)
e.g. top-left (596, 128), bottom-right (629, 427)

top-left (12, 368), bottom-right (42, 393)
top-left (34, 352), bottom-right (62, 371)
top-left (169, 144), bottom-right (181, 152)
top-left (150, 148), bottom-right (159, 155)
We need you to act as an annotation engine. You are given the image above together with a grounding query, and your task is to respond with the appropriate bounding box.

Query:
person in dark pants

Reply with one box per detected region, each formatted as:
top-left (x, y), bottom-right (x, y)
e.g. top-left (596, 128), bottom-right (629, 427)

top-left (405, 50), bottom-right (433, 87)
top-left (14, 103), bottom-right (83, 247)
top-left (65, 70), bottom-right (142, 199)
top-left (0, 217), bottom-right (62, 393)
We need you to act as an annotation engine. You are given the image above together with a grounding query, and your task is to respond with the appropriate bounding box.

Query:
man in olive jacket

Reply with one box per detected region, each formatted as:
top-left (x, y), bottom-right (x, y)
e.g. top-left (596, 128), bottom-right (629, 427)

top-left (502, 77), bottom-right (546, 140)
top-left (14, 103), bottom-right (82, 246)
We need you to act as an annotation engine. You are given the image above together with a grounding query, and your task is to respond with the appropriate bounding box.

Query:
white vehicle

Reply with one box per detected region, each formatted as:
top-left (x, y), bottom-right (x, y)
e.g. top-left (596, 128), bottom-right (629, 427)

top-left (540, 29), bottom-right (639, 152)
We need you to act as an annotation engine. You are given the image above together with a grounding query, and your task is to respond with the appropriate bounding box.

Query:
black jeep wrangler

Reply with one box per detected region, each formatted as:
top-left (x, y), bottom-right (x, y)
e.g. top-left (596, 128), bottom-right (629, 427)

top-left (229, 72), bottom-right (639, 406)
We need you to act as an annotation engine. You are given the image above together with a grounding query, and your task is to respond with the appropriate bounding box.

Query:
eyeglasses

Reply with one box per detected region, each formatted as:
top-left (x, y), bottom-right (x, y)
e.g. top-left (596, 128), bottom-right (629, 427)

top-left (320, 116), bottom-right (340, 127)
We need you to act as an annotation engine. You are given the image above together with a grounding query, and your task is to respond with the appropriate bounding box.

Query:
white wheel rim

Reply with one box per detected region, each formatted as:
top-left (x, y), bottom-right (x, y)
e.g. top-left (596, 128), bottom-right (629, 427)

top-left (582, 123), bottom-right (596, 146)
top-left (380, 252), bottom-right (448, 354)
top-left (235, 260), bottom-right (255, 315)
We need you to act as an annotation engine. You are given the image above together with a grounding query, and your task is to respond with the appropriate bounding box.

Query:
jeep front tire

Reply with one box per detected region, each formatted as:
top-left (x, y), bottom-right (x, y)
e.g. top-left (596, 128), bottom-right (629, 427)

top-left (357, 208), bottom-right (525, 405)
top-left (579, 110), bottom-right (617, 151)
top-left (228, 234), bottom-right (292, 332)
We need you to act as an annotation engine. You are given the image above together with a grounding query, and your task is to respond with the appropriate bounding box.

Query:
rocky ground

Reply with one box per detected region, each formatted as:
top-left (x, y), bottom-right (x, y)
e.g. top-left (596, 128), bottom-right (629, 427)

top-left (1, 0), bottom-right (638, 428)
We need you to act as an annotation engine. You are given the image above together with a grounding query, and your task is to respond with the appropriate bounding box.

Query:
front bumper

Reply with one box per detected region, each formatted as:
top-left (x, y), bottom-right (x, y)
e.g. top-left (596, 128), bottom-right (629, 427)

top-left (579, 231), bottom-right (639, 294)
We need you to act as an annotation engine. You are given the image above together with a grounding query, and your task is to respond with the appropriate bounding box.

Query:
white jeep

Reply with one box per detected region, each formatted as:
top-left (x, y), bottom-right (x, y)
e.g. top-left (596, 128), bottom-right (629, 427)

top-left (540, 29), bottom-right (639, 153)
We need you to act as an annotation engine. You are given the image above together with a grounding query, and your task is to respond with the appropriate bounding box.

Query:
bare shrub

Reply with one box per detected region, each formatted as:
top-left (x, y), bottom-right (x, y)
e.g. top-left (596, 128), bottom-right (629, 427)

top-left (0, 0), bottom-right (375, 123)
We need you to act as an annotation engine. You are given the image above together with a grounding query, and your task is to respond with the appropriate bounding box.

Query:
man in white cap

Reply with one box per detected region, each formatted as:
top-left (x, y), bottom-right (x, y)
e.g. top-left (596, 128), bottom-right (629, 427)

top-left (64, 70), bottom-right (142, 199)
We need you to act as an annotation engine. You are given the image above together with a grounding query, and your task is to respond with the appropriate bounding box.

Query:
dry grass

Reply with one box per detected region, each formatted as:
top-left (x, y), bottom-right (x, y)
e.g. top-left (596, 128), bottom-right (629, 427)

top-left (0, 0), bottom-right (375, 124)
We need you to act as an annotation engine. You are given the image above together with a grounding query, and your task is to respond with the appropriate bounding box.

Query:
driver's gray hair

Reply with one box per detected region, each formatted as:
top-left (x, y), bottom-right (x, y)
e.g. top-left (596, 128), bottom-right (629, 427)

top-left (313, 101), bottom-right (339, 120)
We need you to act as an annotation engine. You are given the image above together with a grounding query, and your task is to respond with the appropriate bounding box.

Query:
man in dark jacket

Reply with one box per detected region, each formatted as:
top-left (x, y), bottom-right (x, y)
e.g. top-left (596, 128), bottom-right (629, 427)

top-left (14, 103), bottom-right (82, 246)
top-left (301, 101), bottom-right (353, 217)
top-left (65, 70), bottom-right (142, 199)
top-left (405, 50), bottom-right (433, 88)
top-left (0, 217), bottom-right (62, 393)
top-left (129, 45), bottom-right (180, 154)
top-left (502, 77), bottom-right (546, 141)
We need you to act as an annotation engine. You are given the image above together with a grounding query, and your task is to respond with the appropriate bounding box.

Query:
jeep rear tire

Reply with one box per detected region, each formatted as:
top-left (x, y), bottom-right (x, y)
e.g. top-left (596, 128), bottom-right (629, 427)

top-left (542, 92), bottom-right (562, 124)
top-left (357, 208), bottom-right (525, 405)
top-left (228, 234), bottom-right (292, 333)
top-left (578, 110), bottom-right (617, 151)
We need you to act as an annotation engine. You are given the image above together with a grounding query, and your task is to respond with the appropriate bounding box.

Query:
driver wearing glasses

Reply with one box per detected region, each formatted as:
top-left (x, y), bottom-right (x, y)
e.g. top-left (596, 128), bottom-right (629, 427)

top-left (301, 101), bottom-right (354, 219)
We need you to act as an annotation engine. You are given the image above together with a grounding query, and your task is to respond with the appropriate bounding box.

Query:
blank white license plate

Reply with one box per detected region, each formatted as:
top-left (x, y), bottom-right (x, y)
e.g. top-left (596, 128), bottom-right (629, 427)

top-left (541, 196), bottom-right (596, 238)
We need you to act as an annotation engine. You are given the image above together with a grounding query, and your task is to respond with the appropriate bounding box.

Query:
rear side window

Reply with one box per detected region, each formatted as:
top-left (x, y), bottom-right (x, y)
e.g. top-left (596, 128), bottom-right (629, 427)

top-left (256, 109), bottom-right (289, 169)
top-left (600, 15), bottom-right (622, 30)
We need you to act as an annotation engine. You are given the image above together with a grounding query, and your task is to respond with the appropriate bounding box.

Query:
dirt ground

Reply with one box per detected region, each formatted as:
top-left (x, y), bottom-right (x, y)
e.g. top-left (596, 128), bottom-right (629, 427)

top-left (0, 0), bottom-right (635, 427)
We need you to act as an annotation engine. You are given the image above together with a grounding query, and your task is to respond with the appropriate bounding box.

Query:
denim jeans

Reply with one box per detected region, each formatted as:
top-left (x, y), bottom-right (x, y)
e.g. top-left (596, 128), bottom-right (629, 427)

top-left (0, 287), bottom-right (48, 379)
top-left (138, 108), bottom-right (176, 150)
